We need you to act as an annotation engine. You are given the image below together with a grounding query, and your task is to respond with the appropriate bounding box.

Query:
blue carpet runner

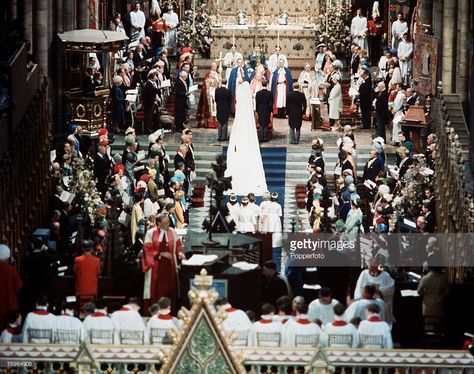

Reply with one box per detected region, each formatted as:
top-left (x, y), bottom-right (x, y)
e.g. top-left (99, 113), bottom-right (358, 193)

top-left (223, 146), bottom-right (287, 217)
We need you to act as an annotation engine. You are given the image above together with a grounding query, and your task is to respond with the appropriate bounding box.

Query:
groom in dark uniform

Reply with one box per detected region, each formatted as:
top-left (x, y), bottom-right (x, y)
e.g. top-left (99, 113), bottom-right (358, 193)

top-left (255, 80), bottom-right (273, 142)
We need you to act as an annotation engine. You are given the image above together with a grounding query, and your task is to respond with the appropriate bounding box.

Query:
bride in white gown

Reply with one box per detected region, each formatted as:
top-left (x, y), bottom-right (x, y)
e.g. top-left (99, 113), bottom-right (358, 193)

top-left (225, 81), bottom-right (268, 195)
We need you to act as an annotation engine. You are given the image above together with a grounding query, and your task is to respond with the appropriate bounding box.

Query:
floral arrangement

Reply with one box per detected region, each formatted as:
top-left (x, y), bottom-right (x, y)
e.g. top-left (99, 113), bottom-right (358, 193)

top-left (178, 4), bottom-right (213, 57)
top-left (392, 154), bottom-right (432, 222)
top-left (68, 157), bottom-right (107, 227)
top-left (316, 3), bottom-right (352, 52)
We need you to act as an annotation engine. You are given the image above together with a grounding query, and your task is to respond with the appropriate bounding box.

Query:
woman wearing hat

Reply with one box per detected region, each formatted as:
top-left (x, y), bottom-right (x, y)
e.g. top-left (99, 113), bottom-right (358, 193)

top-left (328, 73), bottom-right (343, 132)
top-left (147, 169), bottom-right (159, 202)
top-left (344, 198), bottom-right (364, 240)
top-left (110, 75), bottom-right (125, 132)
top-left (174, 190), bottom-right (186, 229)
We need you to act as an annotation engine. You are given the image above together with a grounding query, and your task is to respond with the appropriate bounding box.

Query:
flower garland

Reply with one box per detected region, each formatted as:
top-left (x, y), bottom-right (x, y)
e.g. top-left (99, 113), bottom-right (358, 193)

top-left (392, 155), bottom-right (433, 223)
top-left (316, 4), bottom-right (352, 52)
top-left (68, 157), bottom-right (107, 227)
top-left (178, 4), bottom-right (213, 57)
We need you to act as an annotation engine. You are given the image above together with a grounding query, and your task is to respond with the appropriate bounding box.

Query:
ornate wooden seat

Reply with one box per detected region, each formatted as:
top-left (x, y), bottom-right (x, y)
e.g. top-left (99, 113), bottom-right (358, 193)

top-left (295, 333), bottom-right (319, 347)
top-left (256, 332), bottom-right (281, 347)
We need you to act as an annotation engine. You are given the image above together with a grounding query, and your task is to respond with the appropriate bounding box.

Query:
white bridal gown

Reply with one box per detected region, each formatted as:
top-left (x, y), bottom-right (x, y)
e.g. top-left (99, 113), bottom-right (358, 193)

top-left (225, 82), bottom-right (268, 195)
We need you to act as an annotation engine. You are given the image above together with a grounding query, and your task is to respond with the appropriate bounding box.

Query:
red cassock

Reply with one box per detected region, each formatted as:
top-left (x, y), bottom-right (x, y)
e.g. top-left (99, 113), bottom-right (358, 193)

top-left (0, 262), bottom-right (22, 322)
top-left (196, 71), bottom-right (218, 128)
top-left (142, 228), bottom-right (183, 313)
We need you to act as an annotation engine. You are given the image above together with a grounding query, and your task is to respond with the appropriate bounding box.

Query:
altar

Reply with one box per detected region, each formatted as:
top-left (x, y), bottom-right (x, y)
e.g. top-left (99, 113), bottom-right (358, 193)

top-left (211, 25), bottom-right (318, 61)
top-left (208, 0), bottom-right (321, 61)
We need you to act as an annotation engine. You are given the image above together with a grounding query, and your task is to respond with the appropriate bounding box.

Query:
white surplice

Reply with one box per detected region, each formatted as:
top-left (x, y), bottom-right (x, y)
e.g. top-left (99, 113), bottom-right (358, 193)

top-left (129, 10), bottom-right (146, 42)
top-left (111, 307), bottom-right (147, 344)
top-left (22, 309), bottom-right (57, 343)
top-left (322, 318), bottom-right (359, 348)
top-left (351, 16), bottom-right (368, 50)
top-left (283, 315), bottom-right (323, 347)
top-left (344, 298), bottom-right (387, 322)
top-left (358, 315), bottom-right (393, 348)
top-left (391, 20), bottom-right (408, 50)
top-left (146, 312), bottom-right (180, 344)
top-left (397, 40), bottom-right (413, 77)
top-left (83, 312), bottom-right (116, 344)
top-left (354, 270), bottom-right (395, 324)
top-left (221, 305), bottom-right (252, 334)
top-left (55, 314), bottom-right (86, 343)
top-left (249, 316), bottom-right (283, 347)
top-left (308, 299), bottom-right (340, 325)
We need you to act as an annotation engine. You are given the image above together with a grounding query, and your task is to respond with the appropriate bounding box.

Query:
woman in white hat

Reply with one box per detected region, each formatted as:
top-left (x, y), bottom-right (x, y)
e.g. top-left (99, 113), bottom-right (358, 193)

top-left (328, 73), bottom-right (343, 132)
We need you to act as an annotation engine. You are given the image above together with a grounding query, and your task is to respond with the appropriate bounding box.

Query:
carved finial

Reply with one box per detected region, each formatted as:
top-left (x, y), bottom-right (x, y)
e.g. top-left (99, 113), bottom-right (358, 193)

top-left (194, 268), bottom-right (213, 290)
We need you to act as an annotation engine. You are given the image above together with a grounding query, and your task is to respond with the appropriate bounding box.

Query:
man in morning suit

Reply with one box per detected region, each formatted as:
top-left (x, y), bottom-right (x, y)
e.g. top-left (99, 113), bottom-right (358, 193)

top-left (255, 80), bottom-right (273, 142)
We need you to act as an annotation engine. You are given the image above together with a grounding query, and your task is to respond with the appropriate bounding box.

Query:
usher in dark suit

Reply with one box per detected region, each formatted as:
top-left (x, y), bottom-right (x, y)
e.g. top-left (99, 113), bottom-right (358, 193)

top-left (174, 77), bottom-right (188, 132)
top-left (215, 86), bottom-right (232, 140)
top-left (286, 90), bottom-right (307, 144)
top-left (255, 88), bottom-right (273, 142)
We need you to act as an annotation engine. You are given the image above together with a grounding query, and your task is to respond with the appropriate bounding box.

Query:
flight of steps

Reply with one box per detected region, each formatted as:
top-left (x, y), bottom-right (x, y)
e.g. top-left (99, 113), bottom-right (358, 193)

top-left (110, 139), bottom-right (395, 234)
top-left (283, 145), bottom-right (395, 232)
top-left (187, 145), bottom-right (225, 232)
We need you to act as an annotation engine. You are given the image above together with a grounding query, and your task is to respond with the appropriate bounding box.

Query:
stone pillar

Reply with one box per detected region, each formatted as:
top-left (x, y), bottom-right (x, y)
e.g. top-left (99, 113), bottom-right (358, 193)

top-left (77, 0), bottom-right (89, 29)
top-left (24, 0), bottom-right (33, 52)
top-left (456, 0), bottom-right (470, 102)
top-left (56, 0), bottom-right (64, 132)
top-left (419, 0), bottom-right (433, 32)
top-left (56, 0), bottom-right (64, 32)
top-left (11, 0), bottom-right (17, 20)
top-left (64, 0), bottom-right (76, 31)
top-left (432, 0), bottom-right (443, 38)
top-left (441, 0), bottom-right (457, 93)
top-left (34, 0), bottom-right (49, 78)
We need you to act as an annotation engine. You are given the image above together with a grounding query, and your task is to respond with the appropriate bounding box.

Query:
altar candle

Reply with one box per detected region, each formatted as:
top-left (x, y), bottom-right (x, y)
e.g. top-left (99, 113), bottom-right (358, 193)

top-left (232, 29), bottom-right (235, 46)
top-left (277, 28), bottom-right (280, 47)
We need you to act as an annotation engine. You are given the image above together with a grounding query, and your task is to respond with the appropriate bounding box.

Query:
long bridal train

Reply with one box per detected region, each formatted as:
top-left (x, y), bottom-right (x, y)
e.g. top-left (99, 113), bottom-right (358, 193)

top-left (225, 82), bottom-right (268, 196)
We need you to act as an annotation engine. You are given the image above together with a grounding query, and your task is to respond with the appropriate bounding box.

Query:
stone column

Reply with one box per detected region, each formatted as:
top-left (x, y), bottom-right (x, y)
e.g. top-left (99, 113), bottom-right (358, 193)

top-left (441, 0), bottom-right (457, 93)
top-left (34, 0), bottom-right (49, 78)
top-left (419, 0), bottom-right (433, 32)
top-left (456, 0), bottom-right (470, 102)
top-left (432, 0), bottom-right (443, 38)
top-left (77, 0), bottom-right (89, 29)
top-left (64, 0), bottom-right (76, 31)
top-left (11, 0), bottom-right (17, 20)
top-left (56, 0), bottom-right (64, 32)
top-left (24, 0), bottom-right (33, 52)
top-left (56, 0), bottom-right (64, 132)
